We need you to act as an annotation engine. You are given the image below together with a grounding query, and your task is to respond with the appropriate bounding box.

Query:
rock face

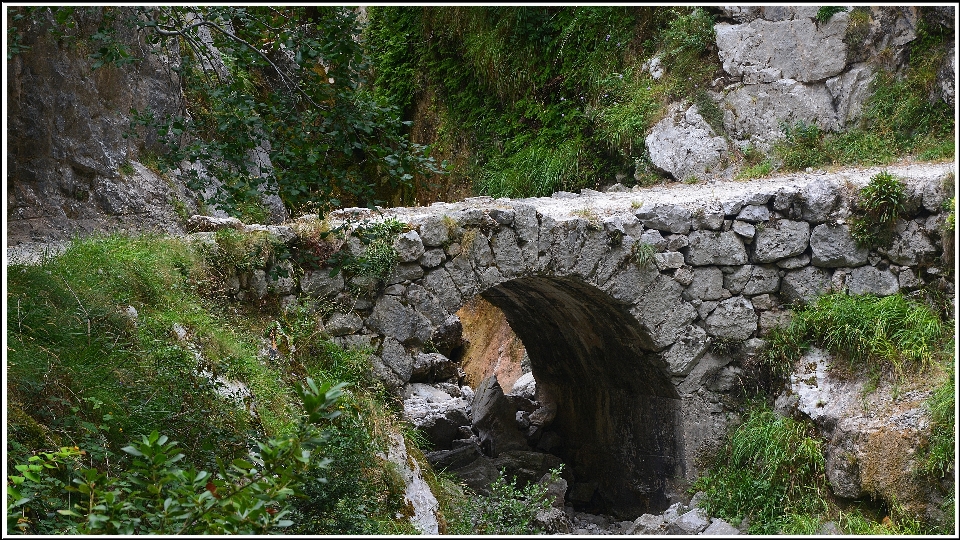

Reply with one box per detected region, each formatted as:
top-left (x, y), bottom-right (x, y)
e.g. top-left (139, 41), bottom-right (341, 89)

top-left (776, 348), bottom-right (951, 527)
top-left (645, 103), bottom-right (729, 182)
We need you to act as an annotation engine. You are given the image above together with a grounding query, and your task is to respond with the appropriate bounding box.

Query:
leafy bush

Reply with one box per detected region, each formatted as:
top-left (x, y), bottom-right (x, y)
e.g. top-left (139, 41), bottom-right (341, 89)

top-left (850, 171), bottom-right (907, 249)
top-left (7, 379), bottom-right (344, 535)
top-left (765, 293), bottom-right (944, 378)
top-left (815, 6), bottom-right (848, 24)
top-left (327, 217), bottom-right (407, 283)
top-left (447, 468), bottom-right (561, 534)
top-left (694, 404), bottom-right (827, 535)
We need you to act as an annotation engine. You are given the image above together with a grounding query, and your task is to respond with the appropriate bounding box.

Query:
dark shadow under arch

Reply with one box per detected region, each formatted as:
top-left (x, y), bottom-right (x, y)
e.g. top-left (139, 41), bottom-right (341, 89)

top-left (481, 276), bottom-right (680, 518)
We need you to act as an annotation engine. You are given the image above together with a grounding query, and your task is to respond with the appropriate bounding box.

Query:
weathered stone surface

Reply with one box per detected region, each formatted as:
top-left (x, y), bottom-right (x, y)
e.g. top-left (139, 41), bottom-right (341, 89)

top-left (386, 262), bottom-right (424, 284)
top-left (367, 295), bottom-right (433, 345)
top-left (722, 79), bottom-right (840, 146)
top-left (683, 267), bottom-right (728, 301)
top-left (324, 311), bottom-right (363, 336)
top-left (645, 103), bottom-right (728, 182)
top-left (633, 275), bottom-right (699, 350)
top-left (664, 325), bottom-right (711, 376)
top-left (810, 223), bottom-right (869, 267)
top-left (625, 513), bottom-right (667, 535)
top-left (380, 338), bottom-right (414, 384)
top-left (752, 220), bottom-right (810, 262)
top-left (471, 376), bottom-right (529, 456)
top-left (826, 63), bottom-right (876, 125)
top-left (535, 507), bottom-right (571, 534)
top-left (654, 251), bottom-right (685, 270)
top-left (800, 179), bottom-right (842, 223)
top-left (846, 266), bottom-right (899, 296)
top-left (509, 372), bottom-right (536, 399)
top-left (419, 248), bottom-right (446, 268)
top-left (777, 252), bottom-right (811, 269)
top-left (781, 266), bottom-right (831, 304)
top-left (731, 220), bottom-right (756, 240)
top-left (491, 227), bottom-right (525, 277)
top-left (301, 269), bottom-right (345, 298)
top-left (723, 264), bottom-right (780, 295)
top-left (705, 296), bottom-right (757, 340)
top-left (639, 229), bottom-right (668, 250)
top-left (402, 384), bottom-right (471, 450)
top-left (715, 14), bottom-right (848, 83)
top-left (635, 202), bottom-right (693, 234)
top-left (419, 215), bottom-right (450, 247)
top-left (410, 353), bottom-right (460, 384)
top-left (881, 220), bottom-right (937, 265)
top-left (703, 518), bottom-right (740, 535)
top-left (686, 230), bottom-right (748, 266)
top-left (736, 204), bottom-right (770, 223)
top-left (667, 508), bottom-right (710, 535)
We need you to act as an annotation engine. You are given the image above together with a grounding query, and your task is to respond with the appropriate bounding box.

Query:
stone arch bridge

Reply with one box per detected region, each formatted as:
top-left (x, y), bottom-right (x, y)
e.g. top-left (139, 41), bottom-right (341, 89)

top-left (192, 162), bottom-right (952, 517)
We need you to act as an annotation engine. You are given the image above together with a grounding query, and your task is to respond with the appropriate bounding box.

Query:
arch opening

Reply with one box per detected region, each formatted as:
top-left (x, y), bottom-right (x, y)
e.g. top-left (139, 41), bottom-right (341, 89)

top-left (478, 275), bottom-right (680, 518)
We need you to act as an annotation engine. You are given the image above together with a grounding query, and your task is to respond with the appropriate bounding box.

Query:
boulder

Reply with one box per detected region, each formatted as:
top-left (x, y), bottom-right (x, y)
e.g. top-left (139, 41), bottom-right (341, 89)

top-left (510, 372), bottom-right (537, 399)
top-left (645, 103), bottom-right (728, 182)
top-left (704, 296), bottom-right (758, 340)
top-left (800, 179), bottom-right (843, 223)
top-left (367, 295), bottom-right (433, 346)
top-left (752, 220), bottom-right (810, 263)
top-left (703, 518), bottom-right (741, 535)
top-left (810, 223), bottom-right (869, 267)
top-left (324, 311), bottom-right (363, 336)
top-left (410, 352), bottom-right (460, 383)
top-left (667, 508), bottom-right (710, 535)
top-left (471, 376), bottom-right (530, 456)
top-left (418, 215), bottom-right (450, 247)
top-left (403, 383), bottom-right (472, 450)
top-left (625, 513), bottom-right (667, 535)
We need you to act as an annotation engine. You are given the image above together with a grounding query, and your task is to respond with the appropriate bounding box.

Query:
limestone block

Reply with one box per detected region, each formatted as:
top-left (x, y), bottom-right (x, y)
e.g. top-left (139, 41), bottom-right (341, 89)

top-left (422, 268), bottom-right (464, 314)
top-left (753, 220), bottom-right (810, 263)
top-left (723, 264), bottom-right (780, 295)
top-left (490, 227), bottom-right (525, 277)
top-left (777, 253), bottom-right (811, 269)
top-left (419, 248), bottom-right (446, 268)
top-left (781, 266), bottom-right (831, 304)
top-left (683, 266), bottom-right (728, 301)
top-left (880, 220), bottom-right (936, 265)
top-left (645, 103), bottom-right (728, 183)
top-left (736, 204), bottom-right (770, 223)
top-left (686, 230), bottom-right (748, 266)
top-left (635, 202), bottom-right (693, 234)
top-left (367, 295), bottom-right (433, 345)
top-left (801, 179), bottom-right (843, 223)
top-left (846, 266), bottom-right (899, 296)
top-left (664, 325), bottom-right (711, 376)
top-left (703, 518), bottom-right (740, 535)
top-left (715, 15), bottom-right (847, 83)
top-left (301, 269), bottom-right (345, 298)
top-left (419, 215), bottom-right (450, 247)
top-left (732, 220), bottom-right (756, 240)
top-left (324, 311), bottom-right (363, 336)
top-left (380, 337), bottom-right (414, 384)
top-left (722, 79), bottom-right (840, 145)
top-left (667, 508), bottom-right (710, 535)
top-left (654, 251), bottom-right (685, 270)
top-left (705, 296), bottom-right (758, 340)
top-left (639, 229), bottom-right (668, 251)
top-left (809, 223), bottom-right (869, 267)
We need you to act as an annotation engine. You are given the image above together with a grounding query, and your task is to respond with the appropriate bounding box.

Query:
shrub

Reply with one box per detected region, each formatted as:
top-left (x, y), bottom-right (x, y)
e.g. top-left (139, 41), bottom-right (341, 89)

top-left (448, 468), bottom-right (561, 534)
top-left (815, 6), bottom-right (848, 24)
top-left (774, 121), bottom-right (828, 170)
top-left (850, 171), bottom-right (907, 249)
top-left (7, 379), bottom-right (344, 535)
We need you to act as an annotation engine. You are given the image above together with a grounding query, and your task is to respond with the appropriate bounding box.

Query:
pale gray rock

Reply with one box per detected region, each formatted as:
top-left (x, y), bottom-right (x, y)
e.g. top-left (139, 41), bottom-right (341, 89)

top-left (692, 208), bottom-right (724, 230)
top-left (380, 337), bottom-right (414, 384)
top-left (510, 372), bottom-right (537, 399)
top-left (781, 266), bottom-right (831, 304)
top-left (722, 79), bottom-right (841, 146)
top-left (367, 295), bottom-right (433, 345)
top-left (267, 260), bottom-right (296, 295)
top-left (635, 202), bottom-right (693, 234)
top-left (683, 266), bottom-right (728, 301)
top-left (386, 262), bottom-right (424, 284)
top-left (667, 508), bottom-right (710, 535)
top-left (487, 208), bottom-right (515, 226)
top-left (418, 215), bottom-right (450, 247)
top-left (703, 518), bottom-right (740, 535)
top-left (403, 383), bottom-right (471, 450)
top-left (801, 179), bottom-right (843, 223)
top-left (666, 233), bottom-right (690, 251)
top-left (639, 229), bottom-right (668, 251)
top-left (881, 220), bottom-right (937, 265)
top-left (777, 252), bottom-right (811, 269)
top-left (249, 269), bottom-right (268, 299)
top-left (625, 513), bottom-right (666, 535)
top-left (750, 293), bottom-right (778, 310)
top-left (664, 325), bottom-right (711, 376)
top-left (534, 507), bottom-right (571, 534)
top-left (810, 223), bottom-right (869, 267)
top-left (490, 227), bottom-right (524, 277)
top-left (654, 251), bottom-right (685, 270)
top-left (645, 103), bottom-right (728, 183)
top-left (752, 220), bottom-right (810, 262)
top-left (324, 311), bottom-right (363, 336)
top-left (705, 296), bottom-right (757, 340)
top-left (732, 220), bottom-right (756, 240)
top-left (736, 204), bottom-right (769, 223)
top-left (846, 266), bottom-right (899, 296)
top-left (301, 269), bottom-right (345, 298)
top-left (715, 14), bottom-right (848, 83)
top-left (898, 268), bottom-right (920, 290)
top-left (673, 265), bottom-right (696, 286)
top-left (723, 264), bottom-right (780, 295)
top-left (632, 275), bottom-right (699, 350)
top-left (826, 63), bottom-right (876, 125)
top-left (419, 248), bottom-right (446, 268)
top-left (686, 230), bottom-right (748, 266)
top-left (422, 268), bottom-right (463, 314)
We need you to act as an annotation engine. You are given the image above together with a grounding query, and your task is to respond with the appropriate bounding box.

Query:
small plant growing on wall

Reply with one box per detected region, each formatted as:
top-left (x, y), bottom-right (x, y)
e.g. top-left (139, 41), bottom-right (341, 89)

top-left (850, 171), bottom-right (907, 250)
top-left (632, 241), bottom-right (656, 268)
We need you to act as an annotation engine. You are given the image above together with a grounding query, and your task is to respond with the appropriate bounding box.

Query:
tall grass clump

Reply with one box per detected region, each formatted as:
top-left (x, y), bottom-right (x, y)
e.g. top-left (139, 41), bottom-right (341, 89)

top-left (850, 171), bottom-right (907, 249)
top-left (765, 293), bottom-right (944, 378)
top-left (693, 403), bottom-right (827, 535)
top-left (445, 468), bottom-right (562, 534)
